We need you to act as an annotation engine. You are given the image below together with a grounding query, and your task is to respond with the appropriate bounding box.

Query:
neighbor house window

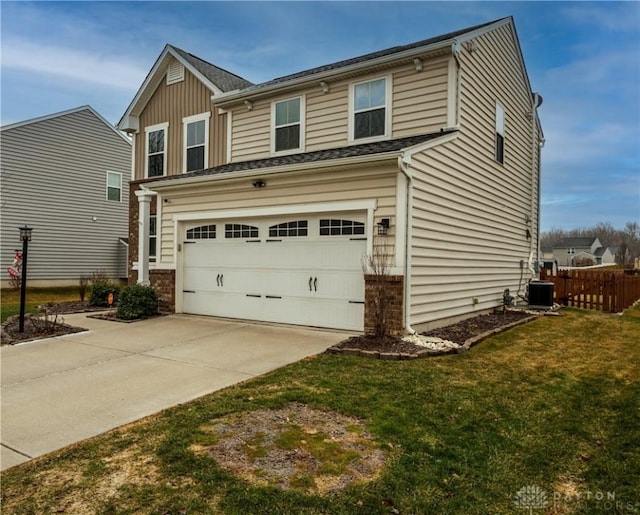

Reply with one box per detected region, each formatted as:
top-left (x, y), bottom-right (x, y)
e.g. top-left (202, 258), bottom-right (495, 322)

top-left (273, 97), bottom-right (303, 153)
top-left (106, 171), bottom-right (122, 202)
top-left (183, 113), bottom-right (210, 172)
top-left (145, 122), bottom-right (168, 178)
top-left (149, 215), bottom-right (157, 258)
top-left (495, 102), bottom-right (505, 164)
top-left (351, 77), bottom-right (389, 141)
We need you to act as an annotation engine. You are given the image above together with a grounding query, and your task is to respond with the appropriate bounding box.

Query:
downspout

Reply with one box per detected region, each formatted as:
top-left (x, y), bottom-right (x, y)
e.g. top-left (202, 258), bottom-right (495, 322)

top-left (398, 155), bottom-right (416, 335)
top-left (528, 93), bottom-right (543, 280)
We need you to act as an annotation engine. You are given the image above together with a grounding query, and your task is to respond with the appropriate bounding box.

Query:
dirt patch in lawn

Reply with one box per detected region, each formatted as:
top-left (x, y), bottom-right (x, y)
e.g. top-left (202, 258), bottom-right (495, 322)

top-left (192, 403), bottom-right (390, 495)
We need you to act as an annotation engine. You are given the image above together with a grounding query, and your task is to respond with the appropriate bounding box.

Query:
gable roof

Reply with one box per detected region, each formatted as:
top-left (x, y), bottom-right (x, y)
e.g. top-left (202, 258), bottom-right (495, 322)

top-left (555, 237), bottom-right (599, 248)
top-left (1, 105), bottom-right (131, 145)
top-left (117, 45), bottom-right (252, 131)
top-left (148, 130), bottom-right (455, 186)
top-left (213, 17), bottom-right (517, 106)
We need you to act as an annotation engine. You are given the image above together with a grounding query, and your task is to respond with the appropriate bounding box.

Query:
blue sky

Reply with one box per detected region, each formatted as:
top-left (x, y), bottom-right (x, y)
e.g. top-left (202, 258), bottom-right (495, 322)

top-left (1, 1), bottom-right (638, 232)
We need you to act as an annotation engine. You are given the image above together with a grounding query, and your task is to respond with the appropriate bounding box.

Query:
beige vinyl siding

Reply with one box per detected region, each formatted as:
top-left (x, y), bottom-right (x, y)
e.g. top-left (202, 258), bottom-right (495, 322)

top-left (135, 64), bottom-right (225, 178)
top-left (230, 103), bottom-right (271, 161)
top-left (409, 24), bottom-right (540, 329)
top-left (228, 60), bottom-right (450, 161)
top-left (155, 166), bottom-right (398, 263)
top-left (306, 84), bottom-right (349, 150)
top-left (0, 109), bottom-right (131, 282)
top-left (392, 56), bottom-right (449, 137)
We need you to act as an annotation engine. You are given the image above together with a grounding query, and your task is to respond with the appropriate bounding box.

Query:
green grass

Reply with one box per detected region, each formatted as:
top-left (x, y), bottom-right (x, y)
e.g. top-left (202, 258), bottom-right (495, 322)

top-left (0, 286), bottom-right (80, 323)
top-left (2, 306), bottom-right (639, 514)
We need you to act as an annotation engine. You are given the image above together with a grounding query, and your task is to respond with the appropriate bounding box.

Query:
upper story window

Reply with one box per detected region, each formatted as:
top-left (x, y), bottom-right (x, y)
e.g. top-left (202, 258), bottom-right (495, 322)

top-left (183, 113), bottom-right (210, 173)
top-left (145, 122), bottom-right (168, 178)
top-left (495, 102), bottom-right (505, 164)
top-left (273, 97), bottom-right (304, 153)
top-left (106, 171), bottom-right (122, 202)
top-left (351, 77), bottom-right (389, 141)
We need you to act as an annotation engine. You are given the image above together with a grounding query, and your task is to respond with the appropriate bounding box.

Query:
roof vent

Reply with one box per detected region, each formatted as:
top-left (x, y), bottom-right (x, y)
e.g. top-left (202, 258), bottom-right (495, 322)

top-left (167, 60), bottom-right (185, 85)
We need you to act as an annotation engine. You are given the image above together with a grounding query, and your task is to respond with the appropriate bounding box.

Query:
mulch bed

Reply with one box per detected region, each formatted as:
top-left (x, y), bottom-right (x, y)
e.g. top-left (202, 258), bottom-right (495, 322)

top-left (332, 310), bottom-right (536, 357)
top-left (0, 314), bottom-right (87, 346)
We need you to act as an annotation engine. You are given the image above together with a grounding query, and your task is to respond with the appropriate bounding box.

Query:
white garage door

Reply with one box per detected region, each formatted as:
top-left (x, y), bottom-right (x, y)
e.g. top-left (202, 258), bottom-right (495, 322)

top-left (182, 214), bottom-right (367, 331)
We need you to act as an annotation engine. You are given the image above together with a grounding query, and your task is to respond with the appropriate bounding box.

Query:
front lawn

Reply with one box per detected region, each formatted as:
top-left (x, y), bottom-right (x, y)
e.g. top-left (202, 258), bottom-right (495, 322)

top-left (2, 306), bottom-right (639, 514)
top-left (0, 287), bottom-right (80, 323)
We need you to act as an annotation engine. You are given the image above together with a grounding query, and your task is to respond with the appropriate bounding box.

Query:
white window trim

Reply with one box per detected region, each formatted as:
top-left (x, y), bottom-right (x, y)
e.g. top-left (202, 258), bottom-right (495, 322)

top-left (271, 95), bottom-right (305, 155)
top-left (105, 171), bottom-right (122, 202)
top-left (348, 74), bottom-right (392, 144)
top-left (144, 122), bottom-right (169, 178)
top-left (149, 214), bottom-right (157, 259)
top-left (182, 112), bottom-right (211, 173)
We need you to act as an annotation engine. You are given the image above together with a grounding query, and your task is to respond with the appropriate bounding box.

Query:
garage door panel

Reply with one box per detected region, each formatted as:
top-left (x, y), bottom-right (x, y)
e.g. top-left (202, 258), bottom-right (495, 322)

top-left (181, 213), bottom-right (368, 331)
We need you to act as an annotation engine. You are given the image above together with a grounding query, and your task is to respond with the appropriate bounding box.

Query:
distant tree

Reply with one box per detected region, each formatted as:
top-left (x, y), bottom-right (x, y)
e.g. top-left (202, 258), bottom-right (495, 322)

top-left (541, 221), bottom-right (640, 265)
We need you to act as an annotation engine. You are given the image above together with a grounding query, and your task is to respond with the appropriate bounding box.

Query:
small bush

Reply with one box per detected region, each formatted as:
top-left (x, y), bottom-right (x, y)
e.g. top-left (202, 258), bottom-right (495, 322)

top-left (79, 275), bottom-right (89, 302)
top-left (89, 279), bottom-right (120, 307)
top-left (117, 284), bottom-right (159, 320)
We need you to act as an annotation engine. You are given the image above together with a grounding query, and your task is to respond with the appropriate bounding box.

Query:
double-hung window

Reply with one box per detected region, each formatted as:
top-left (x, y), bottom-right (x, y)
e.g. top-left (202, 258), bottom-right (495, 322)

top-left (145, 122), bottom-right (168, 178)
top-left (273, 97), bottom-right (303, 153)
top-left (352, 77), bottom-right (389, 141)
top-left (106, 171), bottom-right (122, 202)
top-left (183, 113), bottom-right (210, 172)
top-left (495, 102), bottom-right (505, 164)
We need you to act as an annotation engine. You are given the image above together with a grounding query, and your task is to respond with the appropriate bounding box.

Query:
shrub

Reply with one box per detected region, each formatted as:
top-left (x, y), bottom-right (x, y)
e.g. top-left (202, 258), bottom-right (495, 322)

top-left (117, 284), bottom-right (159, 320)
top-left (89, 279), bottom-right (120, 307)
top-left (79, 275), bottom-right (89, 302)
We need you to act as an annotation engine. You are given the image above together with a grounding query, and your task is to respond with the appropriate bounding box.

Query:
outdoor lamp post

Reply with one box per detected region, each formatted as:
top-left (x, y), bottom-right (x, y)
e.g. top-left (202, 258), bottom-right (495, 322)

top-left (18, 225), bottom-right (33, 332)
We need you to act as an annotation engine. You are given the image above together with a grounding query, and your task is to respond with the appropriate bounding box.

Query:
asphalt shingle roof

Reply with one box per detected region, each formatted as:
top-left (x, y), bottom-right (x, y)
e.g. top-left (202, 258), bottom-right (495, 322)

top-left (169, 45), bottom-right (253, 92)
top-left (556, 237), bottom-right (598, 248)
top-left (240, 19), bottom-right (503, 93)
top-left (157, 131), bottom-right (454, 183)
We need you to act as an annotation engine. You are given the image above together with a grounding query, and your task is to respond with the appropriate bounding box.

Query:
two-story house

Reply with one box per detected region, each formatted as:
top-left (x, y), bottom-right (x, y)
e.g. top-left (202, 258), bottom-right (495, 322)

top-left (1, 106), bottom-right (131, 286)
top-left (118, 16), bottom-right (543, 333)
top-left (552, 237), bottom-right (618, 267)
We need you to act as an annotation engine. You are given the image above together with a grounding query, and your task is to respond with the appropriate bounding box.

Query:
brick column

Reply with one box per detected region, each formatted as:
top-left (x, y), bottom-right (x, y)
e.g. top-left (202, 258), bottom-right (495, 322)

top-left (364, 274), bottom-right (404, 336)
top-left (149, 269), bottom-right (176, 313)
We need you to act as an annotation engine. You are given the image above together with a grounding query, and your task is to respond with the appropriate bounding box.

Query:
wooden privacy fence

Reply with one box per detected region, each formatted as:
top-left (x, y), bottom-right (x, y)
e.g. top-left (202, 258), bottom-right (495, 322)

top-left (540, 268), bottom-right (640, 313)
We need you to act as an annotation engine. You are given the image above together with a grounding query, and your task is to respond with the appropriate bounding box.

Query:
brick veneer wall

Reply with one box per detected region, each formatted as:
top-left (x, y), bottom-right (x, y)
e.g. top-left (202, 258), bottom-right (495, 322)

top-left (149, 269), bottom-right (176, 313)
top-left (364, 274), bottom-right (404, 336)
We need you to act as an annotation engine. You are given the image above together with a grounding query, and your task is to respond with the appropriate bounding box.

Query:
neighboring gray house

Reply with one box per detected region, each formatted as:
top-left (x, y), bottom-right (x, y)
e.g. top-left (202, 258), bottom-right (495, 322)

top-left (1, 106), bottom-right (132, 286)
top-left (552, 237), bottom-right (617, 267)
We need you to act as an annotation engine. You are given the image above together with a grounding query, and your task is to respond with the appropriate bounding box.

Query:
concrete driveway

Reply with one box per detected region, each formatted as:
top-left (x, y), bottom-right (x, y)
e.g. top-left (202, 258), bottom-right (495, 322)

top-left (1, 313), bottom-right (347, 470)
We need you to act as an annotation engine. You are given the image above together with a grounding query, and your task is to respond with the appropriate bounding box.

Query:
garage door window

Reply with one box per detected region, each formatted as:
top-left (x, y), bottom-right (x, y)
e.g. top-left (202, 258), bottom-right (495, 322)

top-left (186, 225), bottom-right (216, 239)
top-left (319, 219), bottom-right (365, 236)
top-left (269, 220), bottom-right (308, 237)
top-left (225, 224), bottom-right (259, 239)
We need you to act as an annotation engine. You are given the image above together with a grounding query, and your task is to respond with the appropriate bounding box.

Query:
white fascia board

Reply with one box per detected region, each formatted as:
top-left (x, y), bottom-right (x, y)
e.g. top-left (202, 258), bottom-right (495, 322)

top-left (212, 40), bottom-right (454, 107)
top-left (118, 46), bottom-right (223, 130)
top-left (148, 151), bottom-right (399, 191)
top-left (3, 105), bottom-right (132, 146)
top-left (400, 131), bottom-right (459, 165)
top-left (173, 199), bottom-right (377, 223)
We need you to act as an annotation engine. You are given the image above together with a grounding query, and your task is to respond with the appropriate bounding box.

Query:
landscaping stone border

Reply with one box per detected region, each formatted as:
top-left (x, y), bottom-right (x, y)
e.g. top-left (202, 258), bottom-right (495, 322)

top-left (326, 314), bottom-right (542, 360)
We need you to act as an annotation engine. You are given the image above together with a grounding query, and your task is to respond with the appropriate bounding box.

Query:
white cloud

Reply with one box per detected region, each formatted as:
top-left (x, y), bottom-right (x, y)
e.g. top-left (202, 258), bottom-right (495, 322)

top-left (1, 38), bottom-right (147, 90)
top-left (561, 3), bottom-right (640, 32)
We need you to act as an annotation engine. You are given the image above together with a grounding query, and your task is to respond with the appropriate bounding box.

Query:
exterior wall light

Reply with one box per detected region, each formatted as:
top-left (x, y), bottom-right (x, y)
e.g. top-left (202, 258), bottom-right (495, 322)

top-left (377, 218), bottom-right (390, 236)
top-left (252, 180), bottom-right (266, 188)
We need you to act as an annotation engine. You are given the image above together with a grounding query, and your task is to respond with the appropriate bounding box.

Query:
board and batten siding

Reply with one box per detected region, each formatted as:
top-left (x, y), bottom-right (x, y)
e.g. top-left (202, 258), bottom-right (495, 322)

top-left (0, 108), bottom-right (131, 284)
top-left (409, 24), bottom-right (541, 329)
top-left (153, 165), bottom-right (398, 265)
top-left (134, 62), bottom-right (226, 179)
top-left (229, 60), bottom-right (450, 162)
